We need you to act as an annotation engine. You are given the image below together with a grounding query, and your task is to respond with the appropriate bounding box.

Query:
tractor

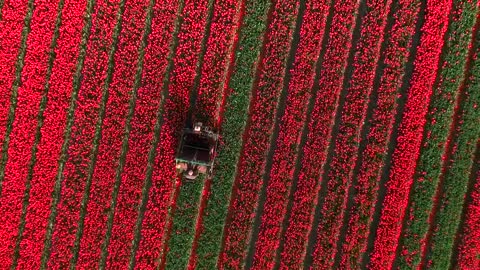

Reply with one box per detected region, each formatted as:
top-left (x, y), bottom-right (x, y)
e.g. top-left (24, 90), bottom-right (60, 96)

top-left (175, 122), bottom-right (219, 180)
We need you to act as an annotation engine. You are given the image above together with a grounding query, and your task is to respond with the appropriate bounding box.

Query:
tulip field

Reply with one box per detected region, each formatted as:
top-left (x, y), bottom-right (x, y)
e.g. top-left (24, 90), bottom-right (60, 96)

top-left (0, 0), bottom-right (479, 269)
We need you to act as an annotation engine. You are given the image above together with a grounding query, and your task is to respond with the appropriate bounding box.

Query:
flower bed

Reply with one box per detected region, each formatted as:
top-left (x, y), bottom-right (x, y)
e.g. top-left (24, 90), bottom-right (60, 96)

top-left (395, 0), bottom-right (479, 268)
top-left (279, 0), bottom-right (361, 266)
top-left (247, 1), bottom-right (330, 268)
top-left (0, 1), bottom-right (59, 267)
top-left (339, 0), bottom-right (422, 267)
top-left (47, 1), bottom-right (120, 267)
top-left (368, 0), bottom-right (453, 267)
top-left (192, 1), bottom-right (271, 269)
top-left (310, 0), bottom-right (393, 267)
top-left (219, 1), bottom-right (300, 268)
top-left (75, 1), bottom-right (149, 268)
top-left (135, 0), bottom-right (209, 267)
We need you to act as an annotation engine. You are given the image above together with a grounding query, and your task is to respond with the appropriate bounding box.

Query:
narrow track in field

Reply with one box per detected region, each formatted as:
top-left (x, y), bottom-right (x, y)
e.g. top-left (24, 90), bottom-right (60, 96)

top-left (360, 0), bottom-right (427, 266)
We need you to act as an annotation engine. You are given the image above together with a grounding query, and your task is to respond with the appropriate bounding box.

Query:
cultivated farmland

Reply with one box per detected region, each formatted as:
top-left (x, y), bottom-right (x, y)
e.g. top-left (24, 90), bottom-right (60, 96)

top-left (0, 0), bottom-right (478, 269)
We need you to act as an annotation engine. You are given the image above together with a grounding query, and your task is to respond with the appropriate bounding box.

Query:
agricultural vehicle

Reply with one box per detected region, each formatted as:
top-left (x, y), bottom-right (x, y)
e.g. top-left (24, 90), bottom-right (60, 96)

top-left (175, 122), bottom-right (219, 180)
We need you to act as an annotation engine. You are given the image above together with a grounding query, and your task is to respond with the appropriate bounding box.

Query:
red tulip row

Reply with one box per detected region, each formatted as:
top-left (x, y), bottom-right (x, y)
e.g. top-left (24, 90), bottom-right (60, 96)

top-left (98, 1), bottom-right (151, 268)
top-left (279, 0), bottom-right (361, 267)
top-left (107, 0), bottom-right (179, 269)
top-left (135, 0), bottom-right (209, 267)
top-left (248, 1), bottom-right (330, 268)
top-left (17, 1), bottom-right (88, 268)
top-left (368, 0), bottom-right (453, 268)
top-left (339, 0), bottom-right (422, 267)
top-left (311, 0), bottom-right (393, 267)
top-left (187, 0), bottom-right (243, 267)
top-left (0, 0), bottom-right (59, 267)
top-left (457, 163), bottom-right (480, 269)
top-left (193, 0), bottom-right (241, 126)
top-left (219, 1), bottom-right (300, 268)
top-left (0, 0), bottom-right (29, 151)
top-left (75, 1), bottom-right (148, 268)
top-left (48, 0), bottom-right (120, 267)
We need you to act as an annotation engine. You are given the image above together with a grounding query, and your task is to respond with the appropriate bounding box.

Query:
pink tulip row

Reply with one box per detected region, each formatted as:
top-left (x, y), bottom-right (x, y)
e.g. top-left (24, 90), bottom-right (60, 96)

top-left (457, 163), bottom-right (480, 269)
top-left (219, 1), bottom-right (300, 268)
top-left (279, 0), bottom-right (361, 267)
top-left (247, 1), bottom-right (330, 268)
top-left (0, 0), bottom-right (59, 268)
top-left (339, 0), bottom-right (422, 267)
top-left (368, 0), bottom-right (453, 268)
top-left (0, 0), bottom-right (29, 150)
top-left (75, 1), bottom-right (149, 268)
top-left (48, 0), bottom-right (120, 267)
top-left (187, 0), bottom-right (243, 267)
top-left (108, 1), bottom-right (179, 269)
top-left (194, 0), bottom-right (241, 127)
top-left (17, 1), bottom-right (88, 268)
top-left (135, 0), bottom-right (210, 267)
top-left (311, 0), bottom-right (393, 267)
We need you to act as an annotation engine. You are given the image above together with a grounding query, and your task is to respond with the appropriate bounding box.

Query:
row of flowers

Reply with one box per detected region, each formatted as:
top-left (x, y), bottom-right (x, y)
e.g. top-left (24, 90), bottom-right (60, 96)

top-left (219, 1), bottom-right (300, 268)
top-left (338, 0), bottom-right (422, 267)
top-left (0, 0), bottom-right (59, 268)
top-left (368, 0), bottom-right (453, 268)
top-left (249, 1), bottom-right (329, 268)
top-left (75, 1), bottom-right (149, 269)
top-left (192, 1), bottom-right (271, 269)
top-left (119, 1), bottom-right (180, 269)
top-left (395, 0), bottom-right (479, 268)
top-left (311, 0), bottom-right (393, 267)
top-left (137, 0), bottom-right (210, 268)
top-left (424, 16), bottom-right (480, 267)
top-left (48, 0), bottom-right (120, 268)
top-left (451, 21), bottom-right (480, 269)
top-left (457, 165), bottom-right (480, 269)
top-left (186, 0), bottom-right (242, 267)
top-left (0, 0), bottom-right (29, 154)
top-left (101, 1), bottom-right (151, 269)
top-left (279, 0), bottom-right (361, 267)
top-left (21, 0), bottom-right (89, 268)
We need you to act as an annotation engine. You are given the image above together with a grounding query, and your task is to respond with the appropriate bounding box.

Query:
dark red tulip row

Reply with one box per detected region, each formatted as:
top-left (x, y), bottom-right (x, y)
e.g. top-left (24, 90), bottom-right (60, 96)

top-left (248, 1), bottom-right (329, 268)
top-left (16, 0), bottom-right (88, 268)
top-left (109, 1), bottom-right (179, 269)
top-left (194, 0), bottom-right (241, 127)
top-left (0, 0), bottom-right (29, 151)
top-left (339, 0), bottom-right (422, 267)
top-left (279, 0), bottom-right (361, 267)
top-left (368, 0), bottom-right (453, 268)
top-left (457, 162), bottom-right (480, 269)
top-left (48, 0), bottom-right (120, 267)
top-left (311, 0), bottom-right (393, 267)
top-left (135, 0), bottom-right (209, 267)
top-left (187, 0), bottom-right (242, 267)
top-left (0, 0), bottom-right (59, 267)
top-left (219, 1), bottom-right (300, 268)
top-left (75, 1), bottom-right (149, 268)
